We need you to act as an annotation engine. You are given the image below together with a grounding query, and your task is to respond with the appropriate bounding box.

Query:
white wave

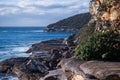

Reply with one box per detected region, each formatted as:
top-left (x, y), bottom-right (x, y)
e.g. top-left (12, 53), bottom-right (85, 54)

top-left (31, 30), bottom-right (43, 32)
top-left (12, 46), bottom-right (29, 52)
top-left (1, 30), bottom-right (43, 33)
top-left (9, 77), bottom-right (19, 80)
top-left (1, 76), bottom-right (19, 80)
top-left (0, 51), bottom-right (9, 54)
top-left (14, 52), bottom-right (31, 57)
top-left (2, 31), bottom-right (8, 32)
top-left (13, 30), bottom-right (43, 32)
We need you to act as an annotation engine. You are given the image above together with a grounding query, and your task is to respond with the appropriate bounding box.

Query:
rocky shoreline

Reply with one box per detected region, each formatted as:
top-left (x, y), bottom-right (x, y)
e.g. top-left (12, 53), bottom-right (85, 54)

top-left (0, 32), bottom-right (120, 80)
top-left (0, 0), bottom-right (120, 80)
top-left (0, 34), bottom-right (77, 80)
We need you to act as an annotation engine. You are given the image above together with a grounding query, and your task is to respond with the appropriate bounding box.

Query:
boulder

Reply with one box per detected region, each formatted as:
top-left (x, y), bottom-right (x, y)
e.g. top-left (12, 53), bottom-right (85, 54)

top-left (58, 58), bottom-right (86, 80)
top-left (0, 57), bottom-right (28, 73)
top-left (40, 69), bottom-right (66, 80)
top-left (12, 58), bottom-right (49, 80)
top-left (26, 59), bottom-right (49, 73)
top-left (13, 66), bottom-right (41, 80)
top-left (49, 49), bottom-right (62, 70)
top-left (80, 61), bottom-right (120, 80)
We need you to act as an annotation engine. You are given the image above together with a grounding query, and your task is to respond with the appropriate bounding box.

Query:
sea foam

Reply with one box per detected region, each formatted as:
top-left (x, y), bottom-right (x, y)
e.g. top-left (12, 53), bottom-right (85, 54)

top-left (12, 46), bottom-right (29, 52)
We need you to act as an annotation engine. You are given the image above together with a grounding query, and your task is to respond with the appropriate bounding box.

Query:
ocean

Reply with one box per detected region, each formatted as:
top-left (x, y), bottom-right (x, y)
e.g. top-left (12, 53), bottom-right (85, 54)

top-left (0, 27), bottom-right (74, 61)
top-left (0, 27), bottom-right (74, 80)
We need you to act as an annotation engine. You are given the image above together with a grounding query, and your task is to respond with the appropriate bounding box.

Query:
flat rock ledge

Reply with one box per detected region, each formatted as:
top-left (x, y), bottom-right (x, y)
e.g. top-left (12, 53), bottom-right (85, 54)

top-left (43, 58), bottom-right (120, 80)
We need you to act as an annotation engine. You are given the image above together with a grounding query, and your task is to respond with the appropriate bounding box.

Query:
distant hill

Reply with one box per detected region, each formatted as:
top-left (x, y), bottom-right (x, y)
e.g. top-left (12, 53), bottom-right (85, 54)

top-left (45, 12), bottom-right (91, 32)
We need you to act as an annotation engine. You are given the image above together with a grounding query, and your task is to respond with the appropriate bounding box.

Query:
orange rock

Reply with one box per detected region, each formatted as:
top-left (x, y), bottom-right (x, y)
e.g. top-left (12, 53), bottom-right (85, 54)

top-left (101, 12), bottom-right (110, 20)
top-left (72, 75), bottom-right (84, 80)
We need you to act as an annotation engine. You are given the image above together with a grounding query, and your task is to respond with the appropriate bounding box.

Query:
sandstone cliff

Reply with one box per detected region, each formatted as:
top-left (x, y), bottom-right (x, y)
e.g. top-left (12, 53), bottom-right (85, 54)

top-left (89, 0), bottom-right (120, 31)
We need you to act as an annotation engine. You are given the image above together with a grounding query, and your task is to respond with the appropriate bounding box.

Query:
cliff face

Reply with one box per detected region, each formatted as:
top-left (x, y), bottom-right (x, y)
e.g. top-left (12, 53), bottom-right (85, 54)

top-left (66, 0), bottom-right (120, 79)
top-left (89, 0), bottom-right (120, 31)
top-left (45, 13), bottom-right (91, 32)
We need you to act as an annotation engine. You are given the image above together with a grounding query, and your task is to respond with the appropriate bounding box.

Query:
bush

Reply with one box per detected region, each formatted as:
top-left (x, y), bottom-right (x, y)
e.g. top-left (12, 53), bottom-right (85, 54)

top-left (75, 21), bottom-right (95, 44)
top-left (74, 30), bottom-right (120, 61)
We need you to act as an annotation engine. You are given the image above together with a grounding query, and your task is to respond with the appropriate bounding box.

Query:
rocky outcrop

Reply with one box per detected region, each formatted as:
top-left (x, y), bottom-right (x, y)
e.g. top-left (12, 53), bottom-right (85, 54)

top-left (89, 0), bottom-right (120, 31)
top-left (0, 0), bottom-right (120, 80)
top-left (56, 58), bottom-right (120, 80)
top-left (80, 61), bottom-right (120, 80)
top-left (0, 52), bottom-right (63, 80)
top-left (40, 69), bottom-right (66, 80)
top-left (0, 34), bottom-right (77, 80)
top-left (26, 38), bottom-right (65, 53)
top-left (0, 57), bottom-right (29, 74)
top-left (45, 13), bottom-right (91, 32)
top-left (27, 34), bottom-right (76, 58)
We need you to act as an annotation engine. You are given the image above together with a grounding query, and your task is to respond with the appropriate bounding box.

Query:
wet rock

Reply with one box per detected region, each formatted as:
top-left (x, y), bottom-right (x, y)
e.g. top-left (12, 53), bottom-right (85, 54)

top-left (13, 66), bottom-right (41, 80)
top-left (26, 38), bottom-right (65, 53)
top-left (63, 34), bottom-right (76, 47)
top-left (26, 48), bottom-right (32, 53)
top-left (49, 49), bottom-right (62, 70)
top-left (51, 49), bottom-right (59, 54)
top-left (1, 78), bottom-right (9, 80)
top-left (12, 57), bottom-right (49, 80)
top-left (0, 57), bottom-right (28, 73)
top-left (26, 59), bottom-right (49, 73)
top-left (61, 46), bottom-right (69, 52)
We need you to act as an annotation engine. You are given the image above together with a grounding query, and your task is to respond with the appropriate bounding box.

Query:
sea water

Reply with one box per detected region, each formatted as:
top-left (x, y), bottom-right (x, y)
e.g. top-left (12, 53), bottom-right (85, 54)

top-left (0, 27), bottom-right (74, 61)
top-left (0, 27), bottom-right (74, 80)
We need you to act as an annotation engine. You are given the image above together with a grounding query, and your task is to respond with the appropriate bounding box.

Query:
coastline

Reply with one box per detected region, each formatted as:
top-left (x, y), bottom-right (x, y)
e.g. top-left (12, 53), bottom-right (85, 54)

top-left (0, 33), bottom-right (77, 80)
top-left (0, 0), bottom-right (120, 79)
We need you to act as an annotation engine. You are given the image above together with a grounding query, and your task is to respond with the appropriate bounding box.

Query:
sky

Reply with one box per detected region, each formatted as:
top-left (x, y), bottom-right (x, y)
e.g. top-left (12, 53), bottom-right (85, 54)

top-left (0, 0), bottom-right (90, 26)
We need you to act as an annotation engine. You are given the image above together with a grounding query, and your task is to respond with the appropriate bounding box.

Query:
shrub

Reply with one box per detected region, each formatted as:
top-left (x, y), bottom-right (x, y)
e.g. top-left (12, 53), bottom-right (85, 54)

top-left (75, 21), bottom-right (95, 44)
top-left (74, 30), bottom-right (120, 61)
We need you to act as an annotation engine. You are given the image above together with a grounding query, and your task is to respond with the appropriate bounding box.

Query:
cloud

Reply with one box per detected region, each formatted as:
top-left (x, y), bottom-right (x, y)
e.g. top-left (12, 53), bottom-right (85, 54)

top-left (0, 0), bottom-right (90, 26)
top-left (0, 0), bottom-right (90, 15)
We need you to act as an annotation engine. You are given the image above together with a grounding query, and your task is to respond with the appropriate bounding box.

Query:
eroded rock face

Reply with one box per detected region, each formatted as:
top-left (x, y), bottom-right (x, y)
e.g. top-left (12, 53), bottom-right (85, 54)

top-left (40, 69), bottom-right (66, 80)
top-left (58, 58), bottom-right (86, 80)
top-left (80, 61), bottom-right (120, 80)
top-left (90, 0), bottom-right (120, 31)
top-left (56, 58), bottom-right (120, 80)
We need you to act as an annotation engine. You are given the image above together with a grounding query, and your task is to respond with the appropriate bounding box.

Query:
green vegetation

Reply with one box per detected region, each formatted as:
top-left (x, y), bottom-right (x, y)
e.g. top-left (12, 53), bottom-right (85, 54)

top-left (46, 12), bottom-right (91, 32)
top-left (74, 30), bottom-right (120, 61)
top-left (75, 21), bottom-right (96, 44)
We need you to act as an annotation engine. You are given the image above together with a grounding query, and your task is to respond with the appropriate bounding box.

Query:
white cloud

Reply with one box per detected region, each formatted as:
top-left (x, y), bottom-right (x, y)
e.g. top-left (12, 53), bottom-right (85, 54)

top-left (0, 0), bottom-right (90, 15)
top-left (0, 0), bottom-right (90, 26)
top-left (0, 7), bottom-right (19, 15)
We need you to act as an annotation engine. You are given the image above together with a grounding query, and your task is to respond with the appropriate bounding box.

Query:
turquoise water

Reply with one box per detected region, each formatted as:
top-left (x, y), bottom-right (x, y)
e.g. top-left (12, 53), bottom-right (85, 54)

top-left (0, 27), bottom-right (74, 61)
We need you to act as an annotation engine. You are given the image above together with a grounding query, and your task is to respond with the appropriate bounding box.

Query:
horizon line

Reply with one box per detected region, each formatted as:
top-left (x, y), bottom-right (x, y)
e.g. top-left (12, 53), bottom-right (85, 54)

top-left (0, 26), bottom-right (46, 27)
